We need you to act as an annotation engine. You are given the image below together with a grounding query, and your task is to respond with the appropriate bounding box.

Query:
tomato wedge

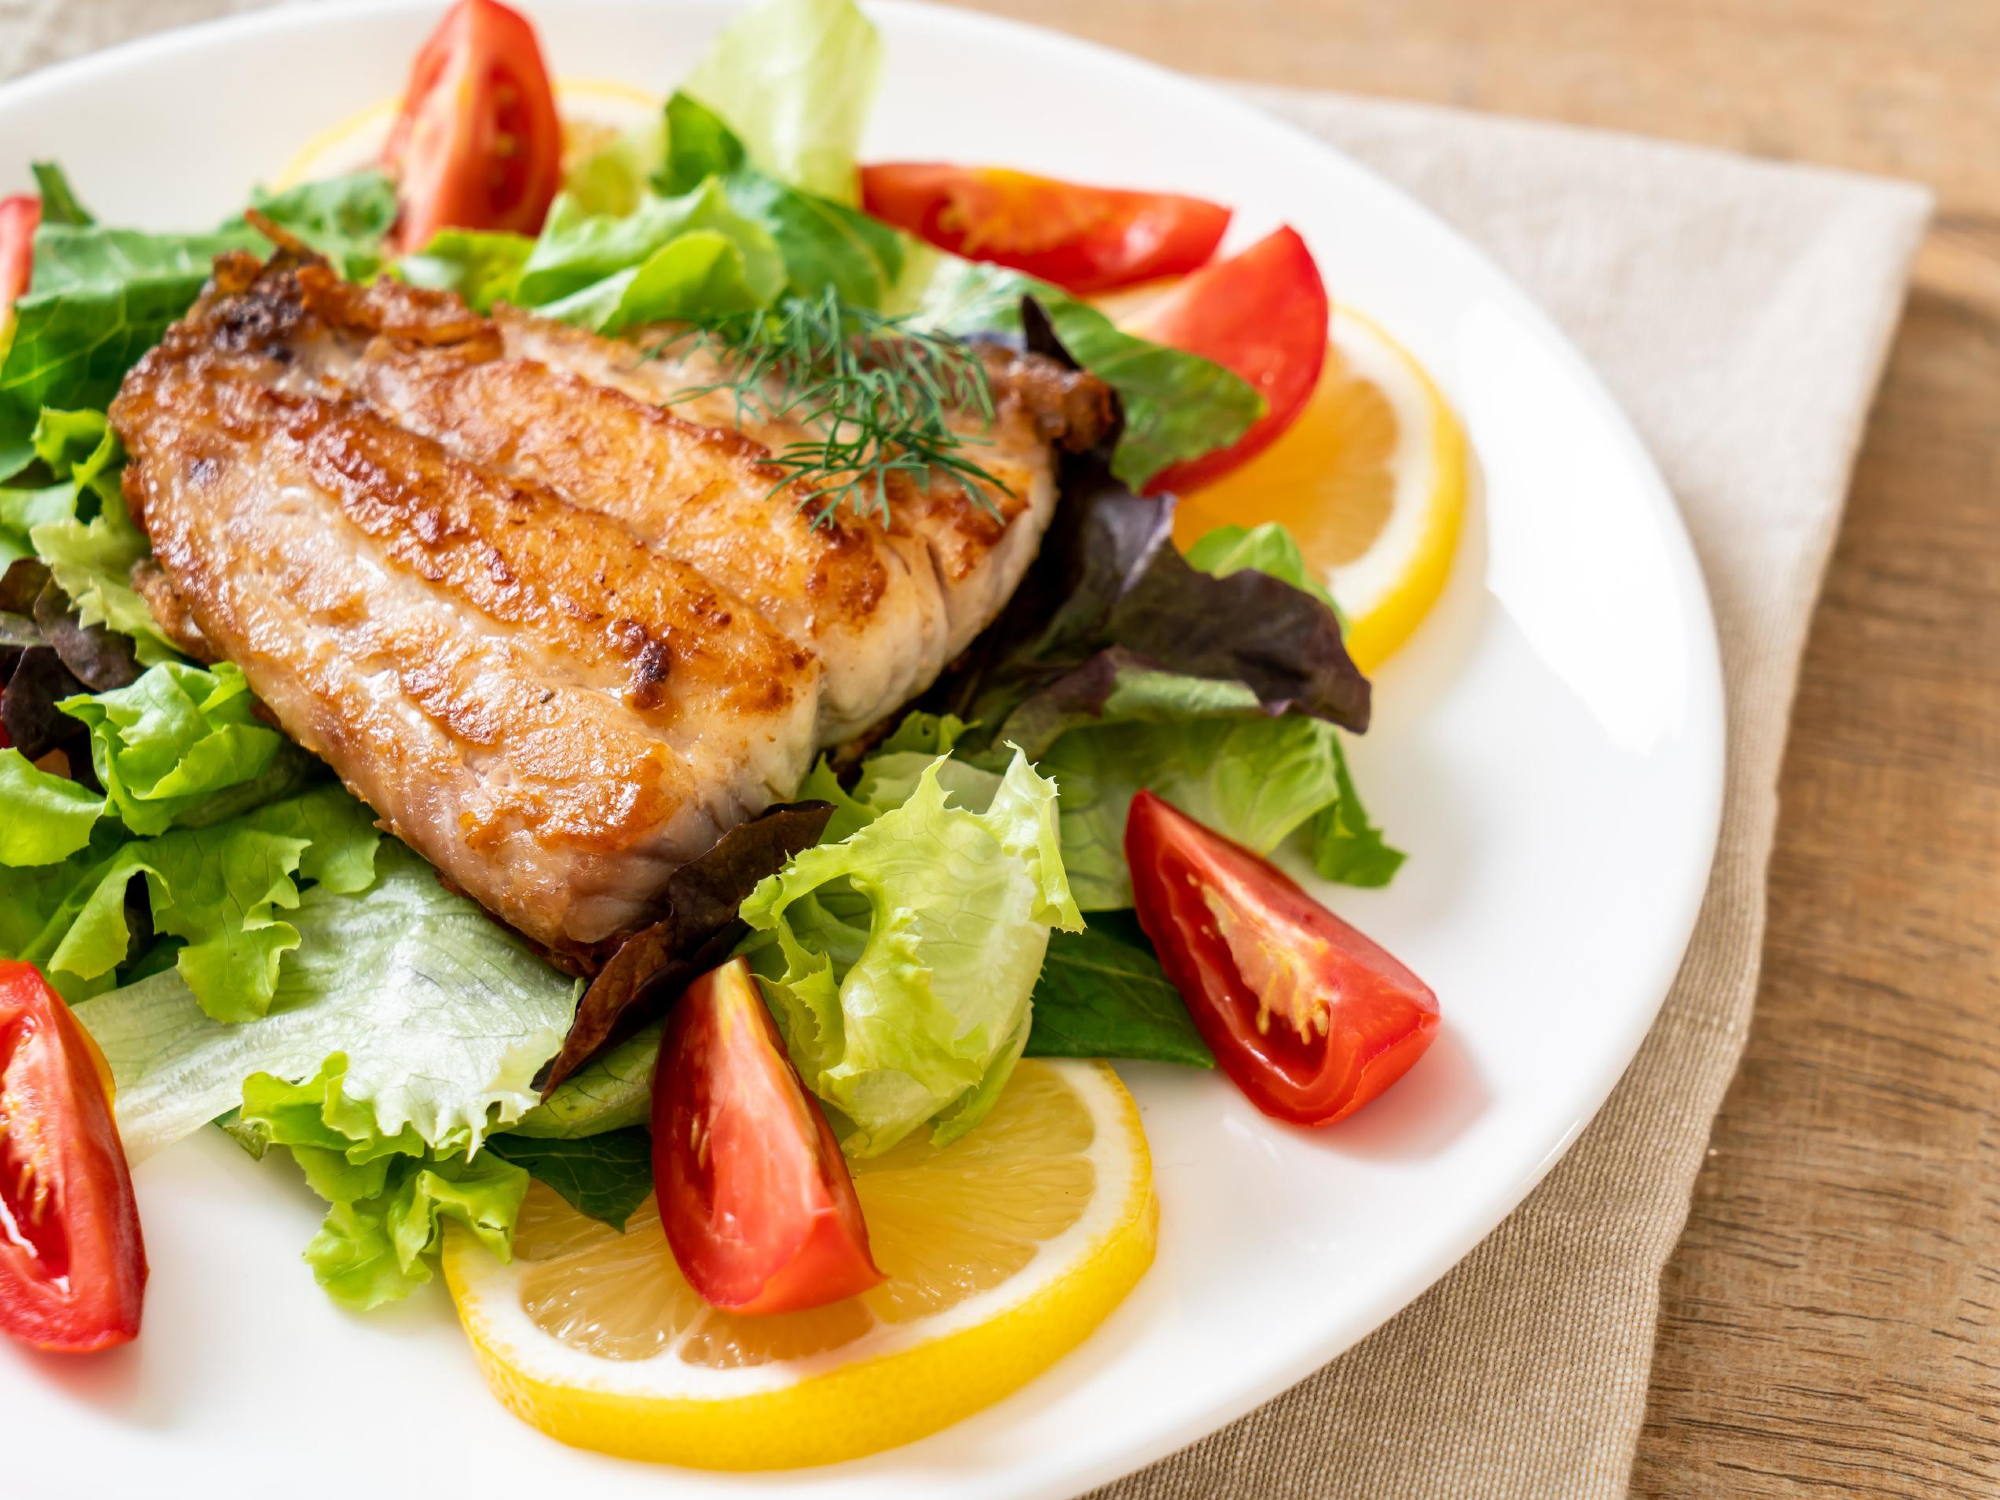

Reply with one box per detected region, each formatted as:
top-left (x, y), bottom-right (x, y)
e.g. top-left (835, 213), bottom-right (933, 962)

top-left (0, 194), bottom-right (39, 318)
top-left (381, 0), bottom-right (562, 252)
top-left (652, 957), bottom-right (882, 1315)
top-left (860, 163), bottom-right (1230, 295)
top-left (1126, 791), bottom-right (1438, 1126)
top-left (1135, 226), bottom-right (1329, 496)
top-left (0, 962), bottom-right (146, 1353)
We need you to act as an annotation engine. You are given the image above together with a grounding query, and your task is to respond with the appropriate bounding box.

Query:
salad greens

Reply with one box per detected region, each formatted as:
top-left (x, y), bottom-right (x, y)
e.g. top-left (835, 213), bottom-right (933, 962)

top-left (301, 1148), bottom-right (527, 1312)
top-left (1183, 520), bottom-right (1341, 613)
top-left (232, 1056), bottom-right (532, 1311)
top-left (3, 408), bottom-right (176, 660)
top-left (77, 843), bottom-right (578, 1158)
top-left (0, 0), bottom-right (1404, 1311)
top-left (248, 168), bottom-right (400, 279)
top-left (679, 0), bottom-right (881, 205)
top-left (59, 661), bottom-right (290, 837)
top-left (31, 161), bottom-right (95, 229)
top-left (487, 1128), bottom-right (654, 1230)
top-left (740, 751), bottom-right (1080, 1156)
top-left (510, 1022), bottom-right (662, 1140)
top-left (0, 224), bottom-right (260, 461)
top-left (1027, 913), bottom-right (1212, 1067)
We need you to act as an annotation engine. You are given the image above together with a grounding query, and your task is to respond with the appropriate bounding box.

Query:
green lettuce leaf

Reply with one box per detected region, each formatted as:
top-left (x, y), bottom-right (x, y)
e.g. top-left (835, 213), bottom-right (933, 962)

top-left (1176, 524), bottom-right (1399, 884)
top-left (227, 1054), bottom-right (531, 1310)
top-left (1309, 744), bottom-right (1406, 887)
top-left (1043, 706), bottom-right (1353, 910)
top-left (739, 751), bottom-right (1080, 1156)
top-left (1025, 911), bottom-right (1211, 1066)
top-left (74, 840), bottom-right (576, 1161)
top-left (30, 162), bottom-right (95, 228)
top-left (3, 408), bottom-right (178, 663)
top-left (59, 660), bottom-right (286, 836)
top-left (395, 228), bottom-right (534, 311)
top-left (0, 222), bottom-right (260, 451)
top-left (506, 1021), bottom-right (661, 1140)
top-left (0, 748), bottom-right (104, 863)
top-left (249, 170), bottom-right (398, 279)
top-left (678, 0), bottom-right (880, 205)
top-left (660, 94), bottom-right (905, 305)
top-left (562, 124), bottom-right (667, 218)
top-left (9, 783), bottom-right (381, 1015)
top-left (486, 1127), bottom-right (653, 1230)
top-left (302, 1151), bottom-right (527, 1311)
top-left (523, 178), bottom-right (784, 327)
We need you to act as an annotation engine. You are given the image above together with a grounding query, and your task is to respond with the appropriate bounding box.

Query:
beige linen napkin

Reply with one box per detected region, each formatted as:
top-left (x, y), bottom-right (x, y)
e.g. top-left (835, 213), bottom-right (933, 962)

top-left (0, 6), bottom-right (1931, 1494)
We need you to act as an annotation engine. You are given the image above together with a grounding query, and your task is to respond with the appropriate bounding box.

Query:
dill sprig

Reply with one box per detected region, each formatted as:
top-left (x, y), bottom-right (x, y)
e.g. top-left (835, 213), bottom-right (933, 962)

top-left (643, 288), bottom-right (1003, 526)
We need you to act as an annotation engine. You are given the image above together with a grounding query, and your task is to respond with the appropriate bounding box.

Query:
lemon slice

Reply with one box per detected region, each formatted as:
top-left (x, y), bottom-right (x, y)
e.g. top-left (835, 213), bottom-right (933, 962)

top-left (1172, 308), bottom-right (1468, 672)
top-left (443, 1060), bottom-right (1156, 1469)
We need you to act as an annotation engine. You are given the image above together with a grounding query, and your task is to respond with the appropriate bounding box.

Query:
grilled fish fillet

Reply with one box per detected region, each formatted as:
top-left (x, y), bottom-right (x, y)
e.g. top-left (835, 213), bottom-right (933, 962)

top-left (110, 251), bottom-right (1110, 957)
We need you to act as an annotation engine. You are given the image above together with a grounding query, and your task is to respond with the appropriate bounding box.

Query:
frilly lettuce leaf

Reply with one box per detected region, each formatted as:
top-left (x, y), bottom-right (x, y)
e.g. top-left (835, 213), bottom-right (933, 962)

top-left (59, 661), bottom-right (287, 836)
top-left (678, 0), bottom-right (880, 205)
top-left (739, 751), bottom-right (1080, 1156)
top-left (302, 1151), bottom-right (527, 1311)
top-left (226, 1055), bottom-right (531, 1310)
top-left (2, 783), bottom-right (380, 1010)
top-left (7, 409), bottom-right (178, 664)
top-left (74, 840), bottom-right (575, 1162)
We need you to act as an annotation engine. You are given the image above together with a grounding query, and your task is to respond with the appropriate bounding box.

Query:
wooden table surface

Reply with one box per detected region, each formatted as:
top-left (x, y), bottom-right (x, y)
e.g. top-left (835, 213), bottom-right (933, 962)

top-left (937, 1), bottom-right (2000, 1493)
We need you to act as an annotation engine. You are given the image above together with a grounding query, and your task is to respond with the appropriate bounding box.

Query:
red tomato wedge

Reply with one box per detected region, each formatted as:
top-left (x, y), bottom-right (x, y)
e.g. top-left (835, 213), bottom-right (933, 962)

top-left (381, 0), bottom-right (562, 252)
top-left (0, 962), bottom-right (146, 1353)
top-left (860, 163), bottom-right (1230, 295)
top-left (1135, 225), bottom-right (1329, 496)
top-left (652, 958), bottom-right (883, 1315)
top-left (1126, 791), bottom-right (1438, 1126)
top-left (0, 194), bottom-right (39, 317)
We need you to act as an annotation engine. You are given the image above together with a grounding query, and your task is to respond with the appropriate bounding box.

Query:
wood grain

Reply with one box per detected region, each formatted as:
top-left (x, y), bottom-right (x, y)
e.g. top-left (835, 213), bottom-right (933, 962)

top-left (936, 1), bottom-right (2000, 1493)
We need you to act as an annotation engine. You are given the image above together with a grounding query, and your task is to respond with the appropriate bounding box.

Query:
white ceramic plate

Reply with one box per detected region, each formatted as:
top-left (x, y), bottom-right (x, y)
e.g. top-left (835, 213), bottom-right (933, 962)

top-left (0, 3), bottom-right (1724, 1496)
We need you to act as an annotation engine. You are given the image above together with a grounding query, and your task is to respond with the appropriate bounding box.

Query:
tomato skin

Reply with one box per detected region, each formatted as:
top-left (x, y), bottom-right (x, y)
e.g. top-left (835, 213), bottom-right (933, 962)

top-left (0, 194), bottom-right (39, 316)
top-left (381, 0), bottom-right (562, 252)
top-left (0, 962), bottom-right (146, 1353)
top-left (861, 163), bottom-right (1230, 295)
top-left (1135, 226), bottom-right (1329, 495)
top-left (1125, 791), bottom-right (1438, 1126)
top-left (652, 958), bottom-right (882, 1315)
